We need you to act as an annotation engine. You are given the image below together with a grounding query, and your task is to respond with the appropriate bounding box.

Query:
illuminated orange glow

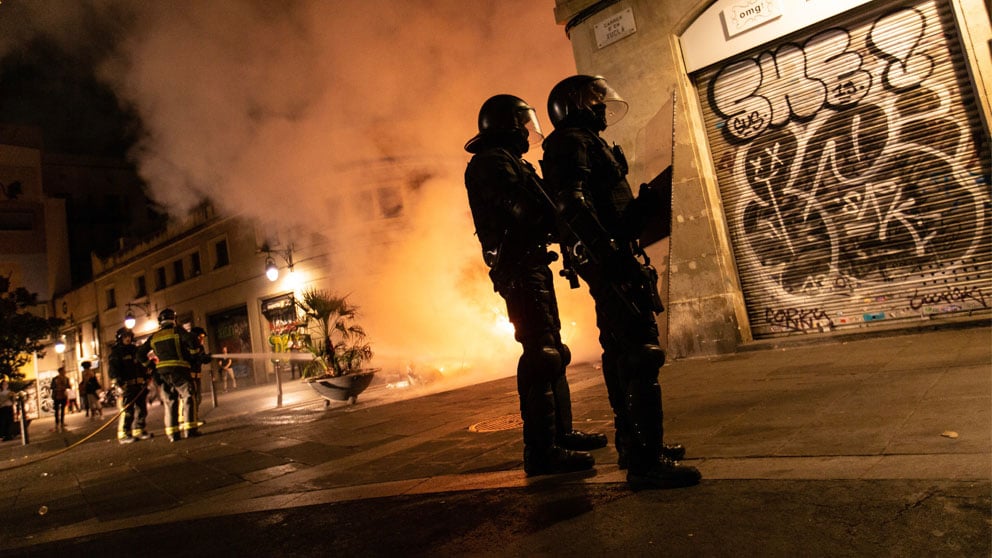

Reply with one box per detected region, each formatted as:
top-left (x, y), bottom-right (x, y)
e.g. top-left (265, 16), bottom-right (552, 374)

top-left (59, 1), bottom-right (595, 391)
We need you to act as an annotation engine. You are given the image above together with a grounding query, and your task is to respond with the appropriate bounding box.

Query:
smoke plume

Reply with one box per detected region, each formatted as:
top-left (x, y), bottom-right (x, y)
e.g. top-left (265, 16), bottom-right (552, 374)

top-left (0, 0), bottom-right (602, 380)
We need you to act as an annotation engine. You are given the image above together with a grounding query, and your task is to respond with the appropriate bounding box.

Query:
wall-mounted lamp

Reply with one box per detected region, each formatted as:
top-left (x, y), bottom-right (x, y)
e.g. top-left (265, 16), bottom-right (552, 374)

top-left (54, 335), bottom-right (66, 354)
top-left (259, 243), bottom-right (294, 282)
top-left (124, 301), bottom-right (152, 328)
top-left (265, 257), bottom-right (279, 281)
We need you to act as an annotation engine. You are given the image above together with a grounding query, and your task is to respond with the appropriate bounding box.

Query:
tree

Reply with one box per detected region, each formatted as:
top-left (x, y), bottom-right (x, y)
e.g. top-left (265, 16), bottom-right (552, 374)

top-left (0, 275), bottom-right (64, 381)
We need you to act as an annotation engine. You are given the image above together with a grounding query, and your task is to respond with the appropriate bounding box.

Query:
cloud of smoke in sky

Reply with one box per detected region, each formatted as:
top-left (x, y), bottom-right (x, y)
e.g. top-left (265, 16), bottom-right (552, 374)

top-left (0, 0), bottom-right (603, 379)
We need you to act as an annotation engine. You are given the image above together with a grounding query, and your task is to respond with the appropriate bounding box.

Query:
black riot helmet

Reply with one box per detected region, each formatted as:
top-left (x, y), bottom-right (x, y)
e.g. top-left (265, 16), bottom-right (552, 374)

top-left (158, 308), bottom-right (177, 328)
top-left (547, 75), bottom-right (628, 131)
top-left (115, 327), bottom-right (134, 343)
top-left (464, 94), bottom-right (544, 155)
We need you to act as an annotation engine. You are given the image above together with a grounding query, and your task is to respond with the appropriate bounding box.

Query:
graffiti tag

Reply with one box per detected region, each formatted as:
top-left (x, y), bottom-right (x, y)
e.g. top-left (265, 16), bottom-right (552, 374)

top-left (909, 287), bottom-right (988, 310)
top-left (765, 307), bottom-right (834, 332)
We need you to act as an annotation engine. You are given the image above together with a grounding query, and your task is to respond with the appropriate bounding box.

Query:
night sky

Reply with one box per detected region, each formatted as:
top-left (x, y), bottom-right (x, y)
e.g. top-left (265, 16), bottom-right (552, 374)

top-left (0, 11), bottom-right (137, 157)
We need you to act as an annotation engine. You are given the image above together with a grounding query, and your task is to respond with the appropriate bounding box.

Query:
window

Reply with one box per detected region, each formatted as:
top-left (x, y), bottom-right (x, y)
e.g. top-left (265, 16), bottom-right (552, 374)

top-left (173, 259), bottom-right (185, 284)
top-left (214, 239), bottom-right (230, 268)
top-left (134, 275), bottom-right (147, 298)
top-left (190, 251), bottom-right (202, 276)
top-left (106, 288), bottom-right (117, 310)
top-left (155, 267), bottom-right (167, 291)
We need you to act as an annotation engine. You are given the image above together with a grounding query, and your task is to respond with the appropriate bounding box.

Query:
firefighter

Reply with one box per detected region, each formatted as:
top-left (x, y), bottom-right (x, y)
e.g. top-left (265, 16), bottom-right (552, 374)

top-left (109, 327), bottom-right (152, 443)
top-left (464, 94), bottom-right (606, 476)
top-left (541, 75), bottom-right (700, 489)
top-left (138, 309), bottom-right (203, 441)
top-left (189, 326), bottom-right (212, 426)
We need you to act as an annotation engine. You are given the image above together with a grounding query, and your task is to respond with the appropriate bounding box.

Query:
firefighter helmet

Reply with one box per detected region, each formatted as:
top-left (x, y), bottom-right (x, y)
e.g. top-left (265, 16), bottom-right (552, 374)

top-left (115, 327), bottom-right (134, 342)
top-left (158, 308), bottom-right (177, 328)
top-left (547, 75), bottom-right (628, 131)
top-left (464, 94), bottom-right (543, 154)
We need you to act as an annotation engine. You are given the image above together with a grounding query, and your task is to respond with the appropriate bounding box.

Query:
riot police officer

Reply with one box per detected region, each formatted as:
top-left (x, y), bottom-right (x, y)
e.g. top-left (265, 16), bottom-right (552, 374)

top-left (138, 309), bottom-right (203, 441)
top-left (541, 75), bottom-right (700, 489)
top-left (464, 94), bottom-right (605, 476)
top-left (109, 327), bottom-right (152, 443)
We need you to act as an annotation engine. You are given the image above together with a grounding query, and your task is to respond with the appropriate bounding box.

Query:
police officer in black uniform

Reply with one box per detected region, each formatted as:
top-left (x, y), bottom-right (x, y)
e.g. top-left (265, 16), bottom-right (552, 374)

top-left (109, 327), bottom-right (152, 443)
top-left (139, 309), bottom-right (203, 441)
top-left (541, 75), bottom-right (700, 489)
top-left (464, 94), bottom-right (606, 476)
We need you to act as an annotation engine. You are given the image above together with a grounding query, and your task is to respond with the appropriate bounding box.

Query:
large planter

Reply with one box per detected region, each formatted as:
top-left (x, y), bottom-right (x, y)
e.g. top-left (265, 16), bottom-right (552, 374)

top-left (307, 368), bottom-right (378, 406)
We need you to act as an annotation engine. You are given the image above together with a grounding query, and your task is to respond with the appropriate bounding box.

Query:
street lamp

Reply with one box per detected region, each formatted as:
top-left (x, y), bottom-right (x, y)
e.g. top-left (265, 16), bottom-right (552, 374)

top-left (124, 302), bottom-right (152, 328)
top-left (259, 244), bottom-right (294, 282)
top-left (265, 257), bottom-right (279, 281)
top-left (54, 335), bottom-right (66, 354)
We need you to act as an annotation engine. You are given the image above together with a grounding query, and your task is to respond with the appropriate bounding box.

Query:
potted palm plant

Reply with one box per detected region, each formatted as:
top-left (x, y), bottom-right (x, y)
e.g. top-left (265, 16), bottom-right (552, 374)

top-left (296, 289), bottom-right (377, 405)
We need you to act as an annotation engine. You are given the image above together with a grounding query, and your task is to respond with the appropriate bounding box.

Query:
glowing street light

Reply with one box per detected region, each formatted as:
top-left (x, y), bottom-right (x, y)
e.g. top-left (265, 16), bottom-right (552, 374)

top-left (124, 310), bottom-right (137, 329)
top-left (259, 243), bottom-right (294, 283)
top-left (265, 257), bottom-right (279, 281)
top-left (123, 302), bottom-right (151, 329)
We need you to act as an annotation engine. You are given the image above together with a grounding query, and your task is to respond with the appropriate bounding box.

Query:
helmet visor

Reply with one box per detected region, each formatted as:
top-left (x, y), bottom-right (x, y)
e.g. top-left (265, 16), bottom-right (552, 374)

top-left (578, 78), bottom-right (628, 126)
top-left (517, 107), bottom-right (544, 145)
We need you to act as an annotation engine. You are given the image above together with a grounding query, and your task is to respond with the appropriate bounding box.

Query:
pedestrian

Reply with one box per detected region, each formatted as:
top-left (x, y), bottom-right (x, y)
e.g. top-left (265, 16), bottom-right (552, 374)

top-left (109, 328), bottom-right (153, 443)
top-left (138, 309), bottom-right (204, 441)
top-left (66, 381), bottom-right (80, 414)
top-left (0, 378), bottom-right (14, 441)
top-left (541, 75), bottom-right (700, 489)
top-left (219, 347), bottom-right (236, 391)
top-left (50, 366), bottom-right (70, 432)
top-left (464, 94), bottom-right (607, 476)
top-left (82, 361), bottom-right (103, 419)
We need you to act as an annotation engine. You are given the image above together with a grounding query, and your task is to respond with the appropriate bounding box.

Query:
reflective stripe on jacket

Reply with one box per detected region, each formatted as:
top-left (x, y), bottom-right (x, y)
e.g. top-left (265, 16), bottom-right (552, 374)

top-left (141, 328), bottom-right (193, 370)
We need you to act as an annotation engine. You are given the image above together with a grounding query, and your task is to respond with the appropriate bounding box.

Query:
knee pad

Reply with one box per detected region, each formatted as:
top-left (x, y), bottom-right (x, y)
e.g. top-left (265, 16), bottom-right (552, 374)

top-left (620, 344), bottom-right (666, 376)
top-left (558, 343), bottom-right (572, 368)
top-left (519, 345), bottom-right (563, 382)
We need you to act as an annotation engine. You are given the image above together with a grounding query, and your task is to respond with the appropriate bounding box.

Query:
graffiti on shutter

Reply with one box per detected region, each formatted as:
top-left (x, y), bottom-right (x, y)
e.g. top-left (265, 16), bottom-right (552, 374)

top-left (693, 0), bottom-right (991, 338)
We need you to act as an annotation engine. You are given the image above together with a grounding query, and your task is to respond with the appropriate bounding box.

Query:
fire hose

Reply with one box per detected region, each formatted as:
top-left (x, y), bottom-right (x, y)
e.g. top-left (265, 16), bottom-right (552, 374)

top-left (1, 385), bottom-right (145, 471)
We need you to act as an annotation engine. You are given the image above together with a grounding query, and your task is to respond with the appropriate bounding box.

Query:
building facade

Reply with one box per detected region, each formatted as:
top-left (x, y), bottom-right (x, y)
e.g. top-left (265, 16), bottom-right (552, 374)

top-left (0, 130), bottom-right (71, 396)
top-left (553, 0), bottom-right (991, 357)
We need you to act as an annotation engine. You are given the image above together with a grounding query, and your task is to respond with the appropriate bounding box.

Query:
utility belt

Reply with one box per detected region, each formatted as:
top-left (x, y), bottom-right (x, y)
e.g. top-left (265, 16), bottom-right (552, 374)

top-left (122, 378), bottom-right (146, 386)
top-left (489, 245), bottom-right (557, 292)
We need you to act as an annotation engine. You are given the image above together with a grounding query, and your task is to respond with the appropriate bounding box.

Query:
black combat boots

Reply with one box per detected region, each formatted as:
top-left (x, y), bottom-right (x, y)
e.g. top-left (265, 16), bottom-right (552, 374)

top-left (558, 430), bottom-right (608, 451)
top-left (524, 445), bottom-right (595, 477)
top-left (615, 431), bottom-right (686, 468)
top-left (626, 456), bottom-right (701, 490)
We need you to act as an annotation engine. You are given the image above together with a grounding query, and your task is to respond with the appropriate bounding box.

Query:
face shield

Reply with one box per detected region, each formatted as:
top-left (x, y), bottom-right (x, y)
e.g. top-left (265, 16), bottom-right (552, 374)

top-left (516, 106), bottom-right (544, 146)
top-left (578, 78), bottom-right (628, 126)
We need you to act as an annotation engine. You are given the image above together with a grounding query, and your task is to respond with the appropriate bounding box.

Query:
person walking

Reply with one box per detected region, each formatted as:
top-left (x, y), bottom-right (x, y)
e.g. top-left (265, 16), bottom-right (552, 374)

top-left (109, 328), bottom-right (153, 443)
top-left (82, 361), bottom-right (103, 419)
top-left (464, 94), bottom-right (606, 476)
top-left (66, 382), bottom-right (80, 414)
top-left (138, 309), bottom-right (204, 441)
top-left (50, 366), bottom-right (70, 432)
top-left (541, 75), bottom-right (700, 489)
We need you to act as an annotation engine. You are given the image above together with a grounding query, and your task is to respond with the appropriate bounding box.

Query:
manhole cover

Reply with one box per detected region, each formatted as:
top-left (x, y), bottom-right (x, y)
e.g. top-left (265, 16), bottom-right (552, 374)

top-left (469, 414), bottom-right (522, 432)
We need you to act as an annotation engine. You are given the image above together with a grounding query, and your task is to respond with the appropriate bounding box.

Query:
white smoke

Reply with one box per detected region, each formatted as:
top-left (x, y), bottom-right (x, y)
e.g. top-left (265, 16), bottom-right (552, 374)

top-left (0, 0), bottom-right (602, 378)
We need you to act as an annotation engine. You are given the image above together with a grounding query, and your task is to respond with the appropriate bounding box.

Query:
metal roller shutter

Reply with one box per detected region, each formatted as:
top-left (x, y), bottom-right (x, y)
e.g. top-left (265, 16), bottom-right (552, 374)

top-left (692, 0), bottom-right (991, 338)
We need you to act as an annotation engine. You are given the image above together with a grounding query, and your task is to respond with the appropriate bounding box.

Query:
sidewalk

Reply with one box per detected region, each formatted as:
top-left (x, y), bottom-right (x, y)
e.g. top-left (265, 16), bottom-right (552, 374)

top-left (2, 323), bottom-right (989, 555)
